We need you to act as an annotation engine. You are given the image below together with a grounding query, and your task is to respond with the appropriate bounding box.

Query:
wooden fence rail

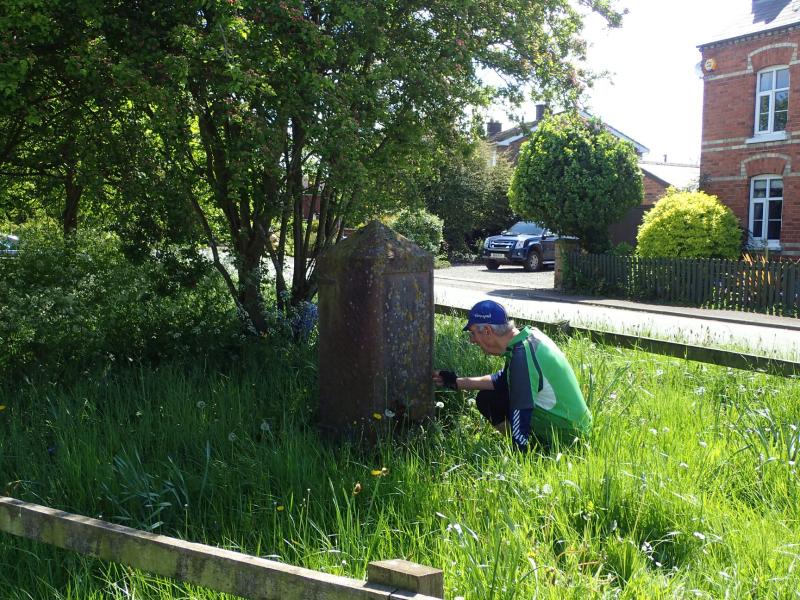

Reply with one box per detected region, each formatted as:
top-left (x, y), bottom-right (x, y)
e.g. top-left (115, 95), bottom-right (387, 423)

top-left (566, 253), bottom-right (800, 316)
top-left (435, 304), bottom-right (800, 378)
top-left (0, 497), bottom-right (443, 600)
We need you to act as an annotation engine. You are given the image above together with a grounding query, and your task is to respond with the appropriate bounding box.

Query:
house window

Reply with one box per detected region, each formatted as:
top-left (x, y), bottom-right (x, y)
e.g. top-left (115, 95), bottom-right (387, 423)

top-left (749, 176), bottom-right (783, 246)
top-left (755, 67), bottom-right (789, 134)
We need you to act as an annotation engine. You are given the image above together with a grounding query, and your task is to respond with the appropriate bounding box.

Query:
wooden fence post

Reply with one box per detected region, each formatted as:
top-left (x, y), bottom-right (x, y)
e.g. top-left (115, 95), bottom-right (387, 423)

top-left (367, 559), bottom-right (444, 598)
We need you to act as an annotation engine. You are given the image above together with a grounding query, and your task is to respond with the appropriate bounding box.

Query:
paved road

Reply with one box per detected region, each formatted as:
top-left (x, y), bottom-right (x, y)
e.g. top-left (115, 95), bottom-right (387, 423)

top-left (436, 262), bottom-right (555, 290)
top-left (434, 263), bottom-right (800, 361)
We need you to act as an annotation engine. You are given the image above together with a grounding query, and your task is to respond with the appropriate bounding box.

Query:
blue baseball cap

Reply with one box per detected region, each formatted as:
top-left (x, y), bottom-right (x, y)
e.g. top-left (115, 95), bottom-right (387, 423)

top-left (463, 300), bottom-right (508, 331)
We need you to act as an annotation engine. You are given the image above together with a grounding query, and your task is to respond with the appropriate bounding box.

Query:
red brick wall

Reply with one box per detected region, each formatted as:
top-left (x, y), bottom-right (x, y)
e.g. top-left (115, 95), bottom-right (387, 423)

top-left (700, 27), bottom-right (800, 254)
top-left (643, 174), bottom-right (668, 205)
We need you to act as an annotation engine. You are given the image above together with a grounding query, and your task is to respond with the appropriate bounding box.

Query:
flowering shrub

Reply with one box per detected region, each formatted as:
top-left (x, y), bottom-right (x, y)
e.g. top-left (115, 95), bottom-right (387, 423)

top-left (0, 220), bottom-right (243, 379)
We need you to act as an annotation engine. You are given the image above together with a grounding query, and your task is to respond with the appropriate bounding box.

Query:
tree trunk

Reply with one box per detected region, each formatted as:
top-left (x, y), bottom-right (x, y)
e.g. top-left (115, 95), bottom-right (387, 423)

top-left (237, 249), bottom-right (268, 333)
top-left (63, 170), bottom-right (82, 237)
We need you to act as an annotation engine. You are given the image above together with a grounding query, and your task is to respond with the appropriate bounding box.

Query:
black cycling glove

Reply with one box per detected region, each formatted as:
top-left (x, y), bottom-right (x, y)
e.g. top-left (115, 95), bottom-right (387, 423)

top-left (438, 370), bottom-right (458, 390)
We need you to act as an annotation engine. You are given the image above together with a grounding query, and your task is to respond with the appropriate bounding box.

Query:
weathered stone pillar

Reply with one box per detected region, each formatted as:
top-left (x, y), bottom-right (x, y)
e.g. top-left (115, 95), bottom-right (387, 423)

top-left (317, 221), bottom-right (434, 439)
top-left (554, 239), bottom-right (580, 291)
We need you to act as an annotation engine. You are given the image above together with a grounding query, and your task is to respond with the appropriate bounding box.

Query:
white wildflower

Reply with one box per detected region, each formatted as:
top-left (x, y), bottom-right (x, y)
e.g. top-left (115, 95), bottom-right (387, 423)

top-left (435, 401), bottom-right (444, 409)
top-left (228, 432), bottom-right (238, 442)
top-left (196, 401), bottom-right (206, 409)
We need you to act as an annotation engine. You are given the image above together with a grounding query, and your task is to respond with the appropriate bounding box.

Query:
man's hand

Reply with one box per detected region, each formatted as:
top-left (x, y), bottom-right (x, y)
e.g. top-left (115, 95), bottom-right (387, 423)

top-left (433, 370), bottom-right (458, 390)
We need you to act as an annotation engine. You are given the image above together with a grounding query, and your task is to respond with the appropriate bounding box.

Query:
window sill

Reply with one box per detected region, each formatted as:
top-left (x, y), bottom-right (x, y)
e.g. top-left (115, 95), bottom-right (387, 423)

top-left (745, 131), bottom-right (789, 144)
top-left (747, 242), bottom-right (782, 252)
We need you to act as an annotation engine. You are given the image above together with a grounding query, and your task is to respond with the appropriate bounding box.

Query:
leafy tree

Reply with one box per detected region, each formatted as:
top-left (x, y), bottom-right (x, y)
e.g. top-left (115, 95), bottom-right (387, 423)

top-left (636, 189), bottom-right (741, 259)
top-left (509, 112), bottom-right (643, 253)
top-left (4, 0), bottom-right (626, 332)
top-left (0, 1), bottom-right (116, 235)
top-left (423, 139), bottom-right (515, 255)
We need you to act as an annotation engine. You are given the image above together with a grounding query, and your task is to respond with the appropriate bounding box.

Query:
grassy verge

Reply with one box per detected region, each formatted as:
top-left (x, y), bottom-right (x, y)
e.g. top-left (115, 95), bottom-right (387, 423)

top-left (1, 316), bottom-right (799, 598)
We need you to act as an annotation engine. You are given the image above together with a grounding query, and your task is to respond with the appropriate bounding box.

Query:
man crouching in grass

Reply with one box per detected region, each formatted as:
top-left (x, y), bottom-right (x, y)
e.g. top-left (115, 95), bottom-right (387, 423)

top-left (433, 300), bottom-right (591, 450)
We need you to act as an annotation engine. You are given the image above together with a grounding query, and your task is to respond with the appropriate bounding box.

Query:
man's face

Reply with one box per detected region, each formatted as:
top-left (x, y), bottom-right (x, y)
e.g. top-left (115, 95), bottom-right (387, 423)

top-left (467, 324), bottom-right (495, 355)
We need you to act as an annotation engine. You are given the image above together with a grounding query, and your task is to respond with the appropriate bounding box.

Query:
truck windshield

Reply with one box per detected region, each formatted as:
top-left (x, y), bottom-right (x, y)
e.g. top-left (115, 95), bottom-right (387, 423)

top-left (507, 222), bottom-right (543, 236)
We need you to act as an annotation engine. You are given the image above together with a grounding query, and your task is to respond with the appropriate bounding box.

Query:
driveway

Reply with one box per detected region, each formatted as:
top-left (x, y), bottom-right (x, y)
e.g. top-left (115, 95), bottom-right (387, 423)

top-left (434, 262), bottom-right (555, 291)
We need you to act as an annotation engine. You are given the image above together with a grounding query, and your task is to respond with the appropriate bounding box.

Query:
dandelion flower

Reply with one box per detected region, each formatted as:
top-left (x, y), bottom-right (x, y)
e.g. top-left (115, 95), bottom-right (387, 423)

top-left (435, 401), bottom-right (444, 409)
top-left (0, 405), bottom-right (5, 411)
top-left (372, 412), bottom-right (382, 420)
top-left (276, 505), bottom-right (285, 512)
top-left (353, 482), bottom-right (362, 495)
top-left (371, 467), bottom-right (389, 477)
top-left (196, 401), bottom-right (206, 409)
top-left (228, 432), bottom-right (237, 442)
top-left (260, 420), bottom-right (271, 433)
top-left (384, 409), bottom-right (395, 418)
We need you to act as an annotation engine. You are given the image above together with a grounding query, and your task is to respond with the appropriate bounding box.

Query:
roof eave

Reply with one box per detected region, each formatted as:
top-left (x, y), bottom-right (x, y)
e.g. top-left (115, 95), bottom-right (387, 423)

top-left (698, 21), bottom-right (800, 50)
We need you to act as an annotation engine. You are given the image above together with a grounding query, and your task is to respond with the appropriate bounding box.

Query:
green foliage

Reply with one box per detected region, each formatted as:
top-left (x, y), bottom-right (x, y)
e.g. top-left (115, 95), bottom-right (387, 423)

top-left (2, 316), bottom-right (800, 597)
top-left (509, 112), bottom-right (644, 253)
top-left (423, 140), bottom-right (515, 255)
top-left (636, 190), bottom-right (742, 259)
top-left (389, 209), bottom-right (444, 255)
top-left (0, 220), bottom-right (244, 380)
top-left (610, 241), bottom-right (635, 256)
top-left (2, 0), bottom-right (626, 330)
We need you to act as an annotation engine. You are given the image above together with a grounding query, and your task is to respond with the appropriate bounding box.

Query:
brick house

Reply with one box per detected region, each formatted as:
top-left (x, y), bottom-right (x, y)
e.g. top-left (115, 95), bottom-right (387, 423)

top-left (699, 0), bottom-right (800, 255)
top-left (488, 108), bottom-right (699, 245)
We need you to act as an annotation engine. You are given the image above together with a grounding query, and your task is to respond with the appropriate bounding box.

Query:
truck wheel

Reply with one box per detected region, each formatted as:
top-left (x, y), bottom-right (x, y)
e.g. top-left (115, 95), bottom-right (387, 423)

top-left (523, 249), bottom-right (542, 272)
top-left (486, 259), bottom-right (500, 270)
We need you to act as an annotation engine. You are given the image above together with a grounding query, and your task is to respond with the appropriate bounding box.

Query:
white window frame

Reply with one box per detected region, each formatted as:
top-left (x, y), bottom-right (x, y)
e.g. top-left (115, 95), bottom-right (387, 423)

top-left (754, 66), bottom-right (790, 136)
top-left (749, 175), bottom-right (783, 249)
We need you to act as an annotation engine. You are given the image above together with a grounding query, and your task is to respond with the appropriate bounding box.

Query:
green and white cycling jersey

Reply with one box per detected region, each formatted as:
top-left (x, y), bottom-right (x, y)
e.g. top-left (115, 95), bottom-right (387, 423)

top-left (491, 326), bottom-right (591, 444)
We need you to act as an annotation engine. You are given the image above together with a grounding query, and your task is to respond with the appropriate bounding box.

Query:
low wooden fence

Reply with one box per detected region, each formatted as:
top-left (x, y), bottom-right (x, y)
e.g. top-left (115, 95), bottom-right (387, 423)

top-left (566, 253), bottom-right (800, 316)
top-left (435, 304), bottom-right (799, 378)
top-left (0, 497), bottom-right (443, 600)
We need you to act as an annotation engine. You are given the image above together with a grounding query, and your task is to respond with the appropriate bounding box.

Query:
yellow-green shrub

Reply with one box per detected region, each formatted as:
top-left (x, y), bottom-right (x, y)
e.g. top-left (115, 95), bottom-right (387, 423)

top-left (636, 190), bottom-right (741, 259)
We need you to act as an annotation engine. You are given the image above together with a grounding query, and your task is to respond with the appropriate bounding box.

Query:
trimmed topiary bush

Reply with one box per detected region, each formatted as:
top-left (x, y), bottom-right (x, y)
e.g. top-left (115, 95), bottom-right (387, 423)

top-left (509, 112), bottom-right (643, 253)
top-left (389, 208), bottom-right (444, 255)
top-left (636, 190), bottom-right (742, 259)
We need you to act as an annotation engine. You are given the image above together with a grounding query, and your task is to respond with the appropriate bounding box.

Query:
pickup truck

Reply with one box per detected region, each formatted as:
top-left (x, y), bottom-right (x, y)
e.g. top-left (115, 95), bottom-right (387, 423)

top-left (482, 221), bottom-right (557, 271)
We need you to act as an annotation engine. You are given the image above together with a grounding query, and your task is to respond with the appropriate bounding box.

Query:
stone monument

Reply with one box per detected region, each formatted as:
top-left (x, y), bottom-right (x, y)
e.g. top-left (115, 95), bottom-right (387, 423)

top-left (317, 221), bottom-right (434, 438)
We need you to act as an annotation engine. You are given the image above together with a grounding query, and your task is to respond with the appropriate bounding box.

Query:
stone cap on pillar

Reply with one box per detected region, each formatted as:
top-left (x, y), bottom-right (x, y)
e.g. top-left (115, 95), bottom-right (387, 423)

top-left (319, 220), bottom-right (432, 273)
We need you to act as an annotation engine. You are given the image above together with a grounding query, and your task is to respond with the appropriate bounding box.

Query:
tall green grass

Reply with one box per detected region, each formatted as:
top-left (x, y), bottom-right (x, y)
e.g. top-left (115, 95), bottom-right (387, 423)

top-left (1, 315), bottom-right (799, 598)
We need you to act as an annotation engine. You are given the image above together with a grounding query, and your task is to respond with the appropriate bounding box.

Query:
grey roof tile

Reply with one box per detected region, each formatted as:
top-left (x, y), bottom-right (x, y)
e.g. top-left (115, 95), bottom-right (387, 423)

top-left (700, 0), bottom-right (800, 47)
